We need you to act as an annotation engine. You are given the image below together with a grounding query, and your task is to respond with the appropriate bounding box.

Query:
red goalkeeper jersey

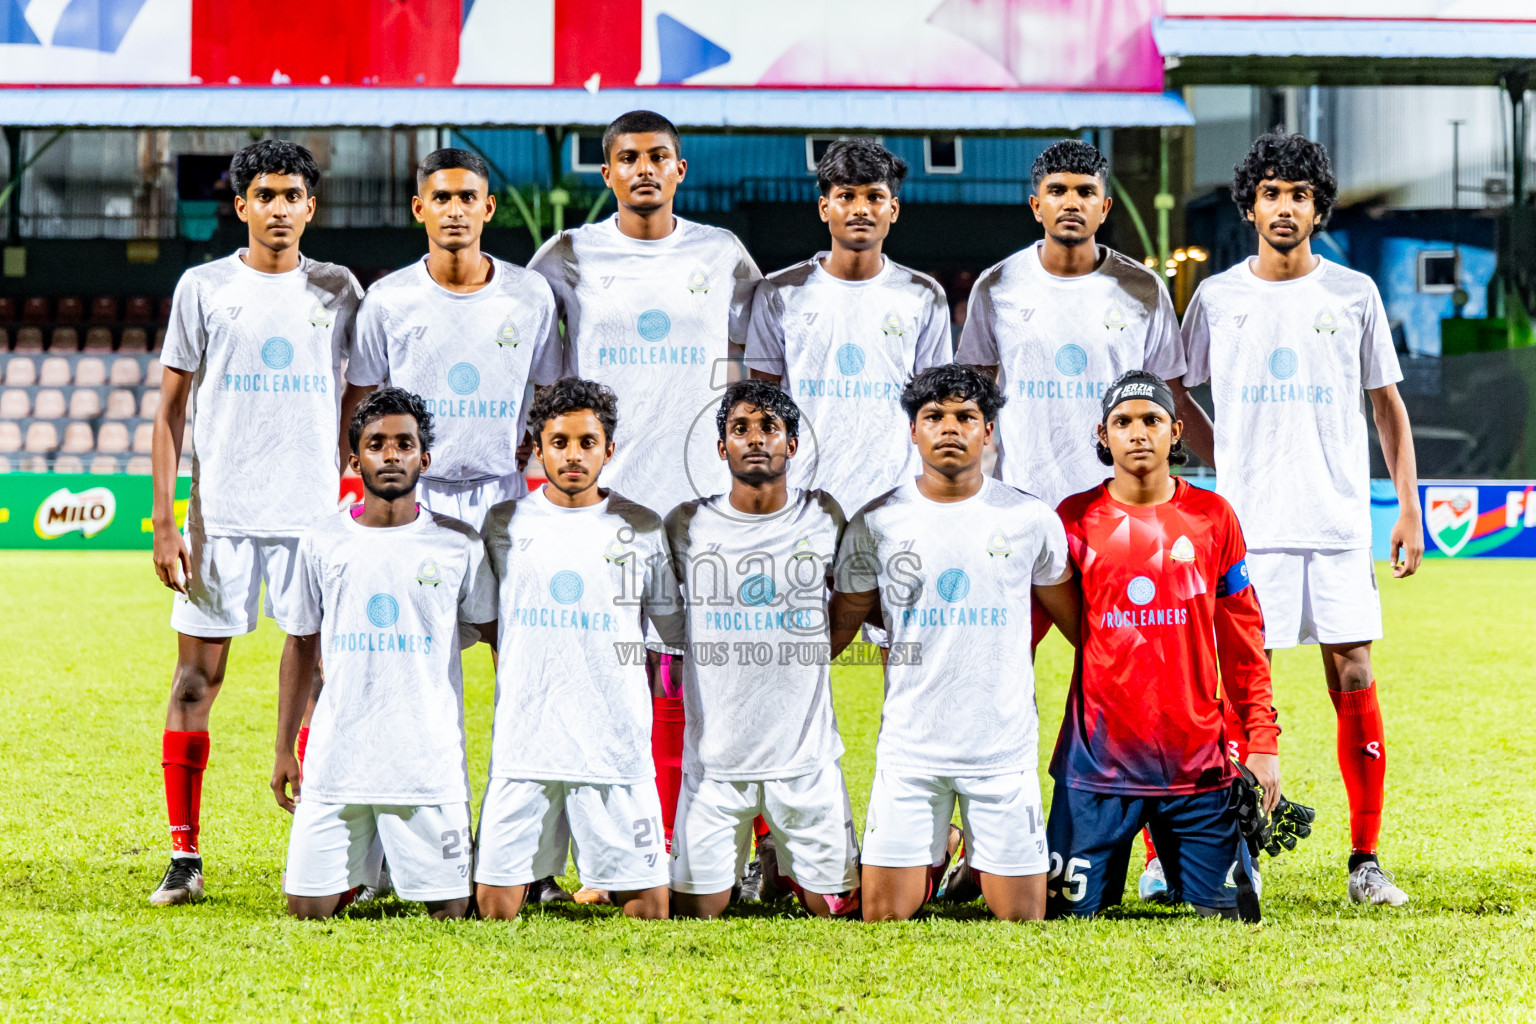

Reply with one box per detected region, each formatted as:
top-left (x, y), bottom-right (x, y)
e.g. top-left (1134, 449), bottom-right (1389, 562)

top-left (1050, 479), bottom-right (1279, 796)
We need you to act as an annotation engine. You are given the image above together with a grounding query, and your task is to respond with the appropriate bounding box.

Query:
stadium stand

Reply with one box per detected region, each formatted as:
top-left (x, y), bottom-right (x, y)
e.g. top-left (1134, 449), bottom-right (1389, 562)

top-left (16, 327), bottom-right (44, 353)
top-left (55, 297), bottom-right (83, 326)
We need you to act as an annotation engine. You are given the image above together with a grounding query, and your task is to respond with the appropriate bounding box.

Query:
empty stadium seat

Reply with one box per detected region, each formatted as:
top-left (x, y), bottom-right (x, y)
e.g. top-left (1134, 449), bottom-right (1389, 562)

top-left (53, 454), bottom-right (85, 474)
top-left (126, 454), bottom-right (153, 475)
top-left (33, 389), bottom-right (66, 419)
top-left (89, 454), bottom-right (119, 474)
top-left (106, 389), bottom-right (136, 419)
top-left (75, 358), bottom-right (106, 387)
top-left (109, 358), bottom-right (142, 386)
top-left (0, 389), bottom-right (28, 418)
top-left (0, 327), bottom-right (8, 351)
top-left (21, 297), bottom-right (49, 325)
top-left (55, 297), bottom-right (84, 326)
top-left (157, 296), bottom-right (173, 325)
top-left (18, 453), bottom-right (48, 472)
top-left (152, 327), bottom-right (166, 350)
top-left (125, 296), bottom-right (153, 325)
top-left (96, 421), bottom-right (130, 454)
top-left (0, 454), bottom-right (10, 472)
top-left (68, 389), bottom-right (102, 419)
top-left (61, 421), bottom-right (94, 453)
top-left (49, 327), bottom-right (80, 352)
top-left (4, 356), bottom-right (36, 386)
top-left (90, 297), bottom-right (119, 324)
top-left (0, 421), bottom-right (19, 452)
top-left (138, 389), bottom-right (160, 419)
top-left (15, 327), bottom-right (44, 353)
top-left (39, 357), bottom-right (71, 387)
top-left (131, 422), bottom-right (153, 454)
top-left (24, 420), bottom-right (59, 453)
top-left (120, 327), bottom-right (149, 353)
top-left (0, 297), bottom-right (15, 323)
top-left (84, 327), bottom-right (114, 352)
top-left (145, 358), bottom-right (163, 385)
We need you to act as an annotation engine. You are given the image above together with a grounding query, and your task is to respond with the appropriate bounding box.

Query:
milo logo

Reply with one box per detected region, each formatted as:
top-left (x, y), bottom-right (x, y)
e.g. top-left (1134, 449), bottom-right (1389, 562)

top-left (34, 486), bottom-right (116, 540)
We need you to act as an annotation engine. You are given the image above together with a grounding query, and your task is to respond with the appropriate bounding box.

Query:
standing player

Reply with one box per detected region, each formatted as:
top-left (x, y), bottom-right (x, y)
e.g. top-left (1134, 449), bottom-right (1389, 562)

top-left (529, 110), bottom-right (761, 865)
top-left (1180, 131), bottom-right (1422, 906)
top-left (271, 388), bottom-right (495, 920)
top-left (475, 378), bottom-right (686, 920)
top-left (956, 139), bottom-right (1185, 511)
top-left (1047, 371), bottom-right (1280, 920)
top-left (148, 140), bottom-right (362, 906)
top-left (666, 380), bottom-right (860, 919)
top-left (829, 365), bottom-right (1079, 922)
top-left (344, 147), bottom-right (561, 529)
top-left (745, 137), bottom-right (951, 516)
top-left (342, 148), bottom-right (567, 903)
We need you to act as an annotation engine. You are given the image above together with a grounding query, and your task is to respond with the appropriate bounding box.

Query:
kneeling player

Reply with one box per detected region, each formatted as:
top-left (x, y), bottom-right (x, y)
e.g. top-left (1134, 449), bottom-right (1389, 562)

top-left (271, 388), bottom-right (496, 920)
top-left (830, 365), bottom-right (1079, 922)
top-left (1047, 372), bottom-right (1279, 920)
top-left (666, 381), bottom-right (860, 918)
top-left (475, 378), bottom-right (687, 920)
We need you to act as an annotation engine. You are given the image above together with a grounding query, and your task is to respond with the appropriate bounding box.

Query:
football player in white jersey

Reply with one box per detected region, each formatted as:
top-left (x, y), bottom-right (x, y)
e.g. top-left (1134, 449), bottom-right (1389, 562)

top-left (957, 138), bottom-right (1186, 513)
top-left (149, 140), bottom-right (362, 906)
top-left (476, 378), bottom-right (687, 921)
top-left (666, 380), bottom-right (860, 919)
top-left (271, 388), bottom-right (495, 920)
top-left (344, 148), bottom-right (562, 531)
top-left (529, 110), bottom-right (762, 872)
top-left (1180, 131), bottom-right (1422, 906)
top-left (830, 365), bottom-right (1079, 922)
top-left (745, 138), bottom-right (951, 516)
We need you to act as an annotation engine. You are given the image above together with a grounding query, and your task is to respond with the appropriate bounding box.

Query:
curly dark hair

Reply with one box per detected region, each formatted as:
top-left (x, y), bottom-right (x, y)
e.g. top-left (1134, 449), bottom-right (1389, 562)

top-left (230, 139), bottom-right (320, 199)
top-left (416, 147), bottom-right (490, 188)
top-left (717, 379), bottom-right (800, 442)
top-left (349, 386), bottom-right (434, 455)
top-left (817, 138), bottom-right (909, 197)
top-left (900, 364), bottom-right (1006, 424)
top-left (602, 110), bottom-right (681, 163)
top-left (529, 377), bottom-right (619, 444)
top-left (1232, 130), bottom-right (1338, 228)
top-left (1030, 139), bottom-right (1108, 192)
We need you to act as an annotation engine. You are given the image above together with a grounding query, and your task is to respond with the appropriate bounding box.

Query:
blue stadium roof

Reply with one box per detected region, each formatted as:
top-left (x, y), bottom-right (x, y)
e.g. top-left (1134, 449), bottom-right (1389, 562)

top-left (0, 86), bottom-right (1193, 132)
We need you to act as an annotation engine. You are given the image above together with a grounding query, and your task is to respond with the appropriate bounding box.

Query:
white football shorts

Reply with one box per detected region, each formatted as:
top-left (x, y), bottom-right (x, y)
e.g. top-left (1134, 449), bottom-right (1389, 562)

top-left (1246, 547), bottom-right (1383, 649)
top-left (284, 799), bottom-right (472, 902)
top-left (170, 527), bottom-right (304, 637)
top-left (670, 760), bottom-right (860, 896)
top-left (417, 474), bottom-right (527, 533)
top-left (862, 769), bottom-right (1048, 877)
top-left (475, 778), bottom-right (669, 893)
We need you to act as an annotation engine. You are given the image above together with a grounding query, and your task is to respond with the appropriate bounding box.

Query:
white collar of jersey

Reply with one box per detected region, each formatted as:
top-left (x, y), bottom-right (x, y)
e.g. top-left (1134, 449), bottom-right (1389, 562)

top-left (602, 212), bottom-right (688, 251)
top-left (536, 485), bottom-right (611, 514)
top-left (812, 252), bottom-right (890, 288)
top-left (415, 254), bottom-right (498, 301)
top-left (1241, 253), bottom-right (1329, 287)
top-left (232, 249), bottom-right (308, 280)
top-left (1029, 240), bottom-right (1109, 283)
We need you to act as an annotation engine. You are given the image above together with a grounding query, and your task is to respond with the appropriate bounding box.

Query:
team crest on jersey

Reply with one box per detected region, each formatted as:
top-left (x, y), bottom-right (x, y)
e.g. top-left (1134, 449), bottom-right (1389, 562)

top-left (494, 316), bottom-right (521, 347)
top-left (415, 557), bottom-right (443, 586)
top-left (1313, 307), bottom-right (1339, 334)
top-left (687, 268), bottom-right (711, 293)
top-left (789, 536), bottom-right (818, 561)
top-left (880, 310), bottom-right (905, 336)
top-left (308, 303), bottom-right (333, 328)
top-left (603, 538), bottom-right (633, 564)
top-left (1103, 301), bottom-right (1128, 331)
top-left (1170, 535), bottom-right (1196, 562)
top-left (985, 529), bottom-right (1011, 558)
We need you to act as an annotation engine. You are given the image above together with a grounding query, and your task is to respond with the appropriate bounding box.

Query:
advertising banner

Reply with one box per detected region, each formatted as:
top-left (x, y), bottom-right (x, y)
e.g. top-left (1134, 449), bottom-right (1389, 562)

top-left (1421, 481), bottom-right (1536, 559)
top-left (0, 474), bottom-right (189, 551)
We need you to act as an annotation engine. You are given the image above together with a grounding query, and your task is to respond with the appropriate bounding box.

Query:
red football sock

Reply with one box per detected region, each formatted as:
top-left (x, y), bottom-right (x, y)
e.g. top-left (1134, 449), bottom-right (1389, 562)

top-left (1142, 830), bottom-right (1158, 865)
top-left (753, 815), bottom-right (771, 839)
top-left (1330, 683), bottom-right (1386, 855)
top-left (296, 725), bottom-right (310, 767)
top-left (162, 730), bottom-right (210, 856)
top-left (651, 695), bottom-right (685, 852)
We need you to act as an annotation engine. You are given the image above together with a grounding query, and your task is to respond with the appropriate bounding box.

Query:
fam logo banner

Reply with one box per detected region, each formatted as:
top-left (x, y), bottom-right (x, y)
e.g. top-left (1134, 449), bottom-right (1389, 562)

top-left (1421, 481), bottom-right (1536, 559)
top-left (0, 0), bottom-right (189, 83)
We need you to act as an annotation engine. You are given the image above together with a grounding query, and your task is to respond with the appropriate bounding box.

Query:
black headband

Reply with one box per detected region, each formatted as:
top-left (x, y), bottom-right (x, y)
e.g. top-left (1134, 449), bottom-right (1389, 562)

top-left (1102, 376), bottom-right (1177, 423)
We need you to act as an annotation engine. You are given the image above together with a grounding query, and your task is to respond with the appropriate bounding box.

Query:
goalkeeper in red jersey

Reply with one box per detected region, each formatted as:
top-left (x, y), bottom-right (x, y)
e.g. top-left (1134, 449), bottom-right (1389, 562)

top-left (1046, 370), bottom-right (1281, 920)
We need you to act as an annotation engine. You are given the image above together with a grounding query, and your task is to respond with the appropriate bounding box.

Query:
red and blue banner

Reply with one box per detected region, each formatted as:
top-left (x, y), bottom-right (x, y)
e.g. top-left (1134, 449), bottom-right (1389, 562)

top-left (1422, 481), bottom-right (1536, 559)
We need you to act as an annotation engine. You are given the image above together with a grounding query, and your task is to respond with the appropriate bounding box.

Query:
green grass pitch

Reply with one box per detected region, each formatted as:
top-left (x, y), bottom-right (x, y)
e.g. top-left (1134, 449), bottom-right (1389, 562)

top-left (1, 552), bottom-right (1533, 1022)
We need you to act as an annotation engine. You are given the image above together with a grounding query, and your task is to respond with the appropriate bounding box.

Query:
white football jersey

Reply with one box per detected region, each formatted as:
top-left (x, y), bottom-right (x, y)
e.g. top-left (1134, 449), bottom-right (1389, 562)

top-left (744, 256), bottom-right (951, 516)
top-left (529, 215), bottom-right (761, 516)
top-left (346, 256), bottom-right (562, 486)
top-left (287, 508), bottom-right (496, 805)
top-left (956, 242), bottom-right (1185, 509)
top-left (1182, 256), bottom-right (1402, 550)
top-left (162, 251), bottom-right (361, 536)
top-left (483, 488), bottom-right (686, 785)
top-left (665, 488), bottom-right (846, 781)
top-left (833, 476), bottom-right (1070, 776)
